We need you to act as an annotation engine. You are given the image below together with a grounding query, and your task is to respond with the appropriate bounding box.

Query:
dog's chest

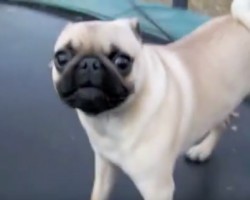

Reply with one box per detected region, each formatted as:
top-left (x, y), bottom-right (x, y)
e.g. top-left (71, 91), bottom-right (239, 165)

top-left (76, 107), bottom-right (185, 174)
top-left (77, 111), bottom-right (135, 164)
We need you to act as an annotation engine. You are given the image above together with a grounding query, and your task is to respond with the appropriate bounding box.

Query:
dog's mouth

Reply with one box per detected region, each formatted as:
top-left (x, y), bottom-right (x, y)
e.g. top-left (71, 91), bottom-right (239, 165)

top-left (61, 85), bottom-right (128, 101)
top-left (60, 86), bottom-right (128, 113)
top-left (77, 87), bottom-right (104, 99)
top-left (60, 86), bottom-right (102, 98)
top-left (60, 86), bottom-right (104, 111)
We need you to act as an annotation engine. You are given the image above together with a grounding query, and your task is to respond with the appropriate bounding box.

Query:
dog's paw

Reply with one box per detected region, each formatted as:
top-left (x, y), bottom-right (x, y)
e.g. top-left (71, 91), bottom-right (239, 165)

top-left (185, 144), bottom-right (212, 163)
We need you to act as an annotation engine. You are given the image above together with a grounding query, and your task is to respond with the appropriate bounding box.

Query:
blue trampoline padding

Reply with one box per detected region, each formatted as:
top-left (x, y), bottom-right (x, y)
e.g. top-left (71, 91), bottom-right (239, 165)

top-left (10, 0), bottom-right (210, 40)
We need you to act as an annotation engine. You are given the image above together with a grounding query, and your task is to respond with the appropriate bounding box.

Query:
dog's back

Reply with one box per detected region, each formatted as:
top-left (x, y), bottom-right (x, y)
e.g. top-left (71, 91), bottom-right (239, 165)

top-left (162, 0), bottom-right (250, 150)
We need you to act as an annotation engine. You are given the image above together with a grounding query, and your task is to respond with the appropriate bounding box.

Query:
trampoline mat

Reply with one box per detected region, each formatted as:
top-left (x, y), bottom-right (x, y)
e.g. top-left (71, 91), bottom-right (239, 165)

top-left (0, 3), bottom-right (250, 200)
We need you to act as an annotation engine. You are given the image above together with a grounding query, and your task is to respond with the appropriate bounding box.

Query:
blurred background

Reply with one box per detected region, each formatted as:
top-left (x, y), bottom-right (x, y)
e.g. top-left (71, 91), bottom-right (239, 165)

top-left (146, 0), bottom-right (232, 16)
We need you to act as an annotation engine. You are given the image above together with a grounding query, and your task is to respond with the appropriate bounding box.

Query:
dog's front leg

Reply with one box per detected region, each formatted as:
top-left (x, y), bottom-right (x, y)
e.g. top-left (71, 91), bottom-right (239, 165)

top-left (130, 165), bottom-right (175, 200)
top-left (91, 153), bottom-right (116, 200)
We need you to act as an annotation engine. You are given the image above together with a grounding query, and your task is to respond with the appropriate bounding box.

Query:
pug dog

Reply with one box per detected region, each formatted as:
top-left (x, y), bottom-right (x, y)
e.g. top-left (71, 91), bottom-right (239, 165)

top-left (50, 0), bottom-right (250, 199)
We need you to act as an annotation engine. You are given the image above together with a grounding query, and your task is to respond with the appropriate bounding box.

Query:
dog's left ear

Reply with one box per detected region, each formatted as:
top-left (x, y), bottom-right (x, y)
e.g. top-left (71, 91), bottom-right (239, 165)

top-left (129, 18), bottom-right (142, 41)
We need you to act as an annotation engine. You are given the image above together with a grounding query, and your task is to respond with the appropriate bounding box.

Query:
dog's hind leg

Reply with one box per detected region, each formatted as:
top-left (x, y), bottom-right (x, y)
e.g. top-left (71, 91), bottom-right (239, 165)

top-left (185, 112), bottom-right (239, 163)
top-left (185, 126), bottom-right (223, 162)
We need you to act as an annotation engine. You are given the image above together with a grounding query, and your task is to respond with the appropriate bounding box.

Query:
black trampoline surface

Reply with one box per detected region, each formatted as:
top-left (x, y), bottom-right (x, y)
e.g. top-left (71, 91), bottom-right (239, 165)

top-left (0, 3), bottom-right (250, 200)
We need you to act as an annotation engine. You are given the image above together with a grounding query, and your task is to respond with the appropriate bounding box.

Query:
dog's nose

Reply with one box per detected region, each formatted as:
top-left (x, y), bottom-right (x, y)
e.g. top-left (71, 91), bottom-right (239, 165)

top-left (75, 57), bottom-right (103, 87)
top-left (78, 57), bottom-right (101, 71)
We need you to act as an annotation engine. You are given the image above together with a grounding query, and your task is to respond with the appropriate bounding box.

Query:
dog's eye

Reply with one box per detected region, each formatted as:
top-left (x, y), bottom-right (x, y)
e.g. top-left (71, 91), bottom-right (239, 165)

top-left (114, 54), bottom-right (130, 69)
top-left (54, 48), bottom-right (74, 70)
top-left (112, 53), bottom-right (132, 75)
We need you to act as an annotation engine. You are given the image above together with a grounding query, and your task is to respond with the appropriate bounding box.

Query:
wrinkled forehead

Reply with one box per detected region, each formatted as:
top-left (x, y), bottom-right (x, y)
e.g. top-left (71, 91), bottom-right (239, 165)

top-left (54, 20), bottom-right (140, 56)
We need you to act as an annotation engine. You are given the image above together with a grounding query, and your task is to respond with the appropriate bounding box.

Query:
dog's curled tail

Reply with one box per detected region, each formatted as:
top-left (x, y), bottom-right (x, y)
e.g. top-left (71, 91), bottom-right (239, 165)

top-left (231, 0), bottom-right (250, 29)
